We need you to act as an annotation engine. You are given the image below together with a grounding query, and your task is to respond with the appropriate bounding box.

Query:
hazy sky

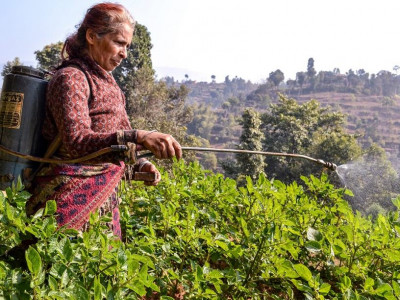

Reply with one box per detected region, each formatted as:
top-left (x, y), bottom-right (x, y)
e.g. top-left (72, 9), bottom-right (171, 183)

top-left (1, 0), bottom-right (399, 83)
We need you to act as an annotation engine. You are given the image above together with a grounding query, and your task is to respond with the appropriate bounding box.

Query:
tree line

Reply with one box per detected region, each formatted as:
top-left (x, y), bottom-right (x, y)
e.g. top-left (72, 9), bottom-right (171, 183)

top-left (263, 58), bottom-right (400, 97)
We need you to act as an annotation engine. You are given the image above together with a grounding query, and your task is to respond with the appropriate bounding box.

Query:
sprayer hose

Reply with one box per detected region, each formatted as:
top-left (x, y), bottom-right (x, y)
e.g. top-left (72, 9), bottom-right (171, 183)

top-left (0, 144), bottom-right (337, 171)
top-left (0, 143), bottom-right (121, 164)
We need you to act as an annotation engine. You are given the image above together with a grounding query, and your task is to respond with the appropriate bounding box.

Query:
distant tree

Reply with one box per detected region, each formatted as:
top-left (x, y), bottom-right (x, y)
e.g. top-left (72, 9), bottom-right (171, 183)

top-left (187, 103), bottom-right (217, 140)
top-left (261, 94), bottom-right (361, 183)
top-left (224, 75), bottom-right (230, 84)
top-left (222, 108), bottom-right (265, 183)
top-left (346, 69), bottom-right (362, 92)
top-left (245, 83), bottom-right (271, 107)
top-left (307, 58), bottom-right (316, 79)
top-left (211, 75), bottom-right (216, 83)
top-left (268, 69), bottom-right (284, 89)
top-left (236, 108), bottom-right (265, 181)
top-left (286, 79), bottom-right (296, 88)
top-left (34, 42), bottom-right (63, 70)
top-left (1, 57), bottom-right (22, 77)
top-left (393, 65), bottom-right (400, 75)
top-left (162, 76), bottom-right (176, 86)
top-left (296, 72), bottom-right (306, 94)
top-left (380, 70), bottom-right (397, 96)
top-left (184, 74), bottom-right (189, 81)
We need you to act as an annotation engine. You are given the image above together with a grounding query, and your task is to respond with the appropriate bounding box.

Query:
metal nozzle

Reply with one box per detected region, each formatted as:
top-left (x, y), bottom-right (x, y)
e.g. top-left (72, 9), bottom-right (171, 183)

top-left (324, 161), bottom-right (337, 171)
top-left (316, 159), bottom-right (337, 171)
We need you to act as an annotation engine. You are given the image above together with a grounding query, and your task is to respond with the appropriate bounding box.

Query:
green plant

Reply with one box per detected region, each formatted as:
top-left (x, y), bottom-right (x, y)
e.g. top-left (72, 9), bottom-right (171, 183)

top-left (1, 162), bottom-right (400, 299)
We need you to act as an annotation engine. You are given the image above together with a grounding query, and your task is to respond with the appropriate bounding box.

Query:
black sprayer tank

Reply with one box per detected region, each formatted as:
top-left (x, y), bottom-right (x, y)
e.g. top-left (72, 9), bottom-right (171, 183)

top-left (0, 66), bottom-right (48, 189)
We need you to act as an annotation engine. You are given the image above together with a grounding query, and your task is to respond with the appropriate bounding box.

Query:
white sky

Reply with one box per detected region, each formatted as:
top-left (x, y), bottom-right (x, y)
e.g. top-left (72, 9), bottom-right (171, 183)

top-left (1, 0), bottom-right (399, 83)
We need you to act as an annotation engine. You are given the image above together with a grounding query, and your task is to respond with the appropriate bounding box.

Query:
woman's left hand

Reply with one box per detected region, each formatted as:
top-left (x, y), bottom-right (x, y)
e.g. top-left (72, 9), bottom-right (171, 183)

top-left (139, 161), bottom-right (161, 186)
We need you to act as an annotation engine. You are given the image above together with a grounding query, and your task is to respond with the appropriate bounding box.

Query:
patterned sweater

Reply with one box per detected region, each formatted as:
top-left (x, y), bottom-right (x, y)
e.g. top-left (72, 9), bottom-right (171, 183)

top-left (27, 56), bottom-right (136, 234)
top-left (43, 56), bottom-right (134, 158)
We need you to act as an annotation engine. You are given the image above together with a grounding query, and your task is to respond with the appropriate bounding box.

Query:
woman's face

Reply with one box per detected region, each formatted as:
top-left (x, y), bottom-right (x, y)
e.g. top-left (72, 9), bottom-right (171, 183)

top-left (86, 22), bottom-right (133, 72)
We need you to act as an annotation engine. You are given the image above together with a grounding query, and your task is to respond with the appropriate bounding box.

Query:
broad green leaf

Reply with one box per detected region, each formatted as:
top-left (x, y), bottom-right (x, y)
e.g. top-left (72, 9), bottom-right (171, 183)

top-left (291, 279), bottom-right (312, 293)
top-left (44, 200), bottom-right (57, 216)
top-left (94, 276), bottom-right (102, 300)
top-left (118, 249), bottom-right (127, 265)
top-left (305, 241), bottom-right (321, 253)
top-left (60, 269), bottom-right (70, 288)
top-left (139, 264), bottom-right (149, 281)
top-left (364, 277), bottom-right (374, 291)
top-left (392, 197), bottom-right (400, 210)
top-left (392, 280), bottom-right (400, 297)
top-left (307, 227), bottom-right (323, 241)
top-left (277, 260), bottom-right (298, 278)
top-left (196, 265), bottom-right (204, 281)
top-left (294, 264), bottom-right (312, 282)
top-left (5, 202), bottom-right (14, 222)
top-left (215, 240), bottom-right (229, 251)
top-left (319, 283), bottom-right (331, 295)
top-left (340, 276), bottom-right (352, 291)
top-left (63, 238), bottom-right (73, 263)
top-left (239, 217), bottom-right (249, 238)
top-left (25, 246), bottom-right (42, 276)
top-left (72, 284), bottom-right (89, 300)
top-left (128, 281), bottom-right (146, 296)
top-left (131, 254), bottom-right (155, 269)
top-left (48, 275), bottom-right (58, 291)
top-left (375, 283), bottom-right (392, 296)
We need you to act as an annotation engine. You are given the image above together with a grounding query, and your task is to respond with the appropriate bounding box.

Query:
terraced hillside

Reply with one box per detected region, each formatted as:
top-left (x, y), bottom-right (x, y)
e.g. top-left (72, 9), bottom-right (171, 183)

top-left (186, 80), bottom-right (400, 159)
top-left (295, 92), bottom-right (400, 156)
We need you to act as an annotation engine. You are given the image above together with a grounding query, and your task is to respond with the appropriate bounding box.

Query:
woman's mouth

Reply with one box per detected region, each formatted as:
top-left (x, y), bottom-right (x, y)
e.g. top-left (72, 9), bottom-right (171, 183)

top-left (112, 59), bottom-right (121, 66)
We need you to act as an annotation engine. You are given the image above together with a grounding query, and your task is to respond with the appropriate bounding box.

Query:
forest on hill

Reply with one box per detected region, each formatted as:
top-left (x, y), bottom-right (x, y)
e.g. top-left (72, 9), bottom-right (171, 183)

top-left (164, 58), bottom-right (400, 166)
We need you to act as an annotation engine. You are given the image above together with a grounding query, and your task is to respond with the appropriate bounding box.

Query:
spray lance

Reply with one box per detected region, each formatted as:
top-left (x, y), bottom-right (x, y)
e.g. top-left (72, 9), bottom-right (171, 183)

top-left (132, 146), bottom-right (338, 180)
top-left (0, 143), bottom-right (337, 182)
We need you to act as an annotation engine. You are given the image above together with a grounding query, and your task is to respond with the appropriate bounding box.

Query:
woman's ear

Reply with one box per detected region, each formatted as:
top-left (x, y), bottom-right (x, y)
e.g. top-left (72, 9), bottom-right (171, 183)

top-left (86, 28), bottom-right (96, 45)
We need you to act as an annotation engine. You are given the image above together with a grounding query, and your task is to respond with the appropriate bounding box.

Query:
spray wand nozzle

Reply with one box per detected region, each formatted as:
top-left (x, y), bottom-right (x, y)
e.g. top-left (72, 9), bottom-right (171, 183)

top-left (316, 159), bottom-right (337, 171)
top-left (135, 146), bottom-right (338, 172)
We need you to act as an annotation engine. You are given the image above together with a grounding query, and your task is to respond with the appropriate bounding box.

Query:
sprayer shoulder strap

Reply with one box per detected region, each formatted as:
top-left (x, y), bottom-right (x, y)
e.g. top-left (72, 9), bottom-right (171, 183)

top-left (43, 133), bottom-right (62, 159)
top-left (43, 64), bottom-right (89, 159)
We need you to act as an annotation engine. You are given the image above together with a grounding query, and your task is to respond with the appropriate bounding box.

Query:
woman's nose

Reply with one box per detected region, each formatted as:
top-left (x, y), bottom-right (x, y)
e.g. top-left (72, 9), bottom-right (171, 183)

top-left (120, 47), bottom-right (127, 59)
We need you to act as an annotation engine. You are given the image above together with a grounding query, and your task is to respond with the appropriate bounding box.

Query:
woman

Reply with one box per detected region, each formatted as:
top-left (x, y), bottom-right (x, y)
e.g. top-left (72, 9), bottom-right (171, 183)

top-left (27, 2), bottom-right (181, 238)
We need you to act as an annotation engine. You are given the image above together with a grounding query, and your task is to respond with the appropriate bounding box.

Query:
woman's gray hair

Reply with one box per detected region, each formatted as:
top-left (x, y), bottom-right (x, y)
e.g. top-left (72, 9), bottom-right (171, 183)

top-left (62, 2), bottom-right (135, 60)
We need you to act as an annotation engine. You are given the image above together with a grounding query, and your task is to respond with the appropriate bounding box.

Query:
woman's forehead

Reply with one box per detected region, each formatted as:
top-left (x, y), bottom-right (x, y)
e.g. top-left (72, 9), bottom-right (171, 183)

top-left (111, 23), bottom-right (133, 40)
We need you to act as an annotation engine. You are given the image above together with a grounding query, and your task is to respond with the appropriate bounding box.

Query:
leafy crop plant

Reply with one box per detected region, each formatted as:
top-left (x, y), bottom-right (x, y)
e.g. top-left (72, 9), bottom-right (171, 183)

top-left (1, 161), bottom-right (400, 299)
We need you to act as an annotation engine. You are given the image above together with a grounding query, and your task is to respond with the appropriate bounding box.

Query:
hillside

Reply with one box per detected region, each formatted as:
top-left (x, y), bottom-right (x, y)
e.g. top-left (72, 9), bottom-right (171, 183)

top-left (185, 80), bottom-right (400, 160)
top-left (295, 92), bottom-right (400, 156)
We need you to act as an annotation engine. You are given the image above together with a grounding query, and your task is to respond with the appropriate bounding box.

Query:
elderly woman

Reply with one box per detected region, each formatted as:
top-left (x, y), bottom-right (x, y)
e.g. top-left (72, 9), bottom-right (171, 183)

top-left (27, 2), bottom-right (181, 238)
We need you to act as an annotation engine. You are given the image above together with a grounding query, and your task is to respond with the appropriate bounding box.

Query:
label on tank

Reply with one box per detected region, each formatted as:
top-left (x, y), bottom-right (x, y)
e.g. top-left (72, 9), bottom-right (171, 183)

top-left (0, 92), bottom-right (24, 129)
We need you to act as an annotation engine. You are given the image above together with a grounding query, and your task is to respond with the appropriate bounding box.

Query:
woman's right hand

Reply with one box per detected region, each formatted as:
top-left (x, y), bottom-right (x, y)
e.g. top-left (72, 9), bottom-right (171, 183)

top-left (136, 130), bottom-right (182, 160)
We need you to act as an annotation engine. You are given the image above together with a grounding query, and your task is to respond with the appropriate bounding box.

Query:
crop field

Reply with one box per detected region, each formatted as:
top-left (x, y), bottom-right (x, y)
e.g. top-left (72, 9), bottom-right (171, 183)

top-left (1, 161), bottom-right (400, 299)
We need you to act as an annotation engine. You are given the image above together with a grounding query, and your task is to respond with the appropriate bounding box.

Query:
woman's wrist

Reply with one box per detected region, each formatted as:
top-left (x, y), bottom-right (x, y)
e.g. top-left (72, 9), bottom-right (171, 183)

top-left (123, 129), bottom-right (138, 144)
top-left (136, 130), bottom-right (157, 144)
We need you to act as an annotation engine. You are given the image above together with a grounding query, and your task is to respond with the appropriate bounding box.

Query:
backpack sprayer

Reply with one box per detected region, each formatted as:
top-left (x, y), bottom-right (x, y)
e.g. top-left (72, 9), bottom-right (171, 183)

top-left (0, 66), bottom-right (337, 188)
